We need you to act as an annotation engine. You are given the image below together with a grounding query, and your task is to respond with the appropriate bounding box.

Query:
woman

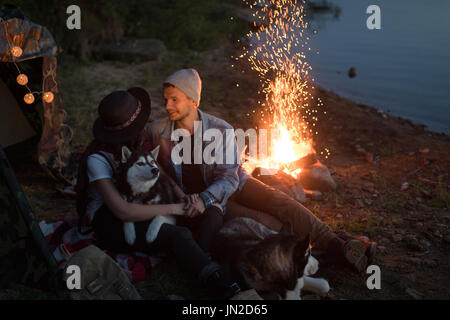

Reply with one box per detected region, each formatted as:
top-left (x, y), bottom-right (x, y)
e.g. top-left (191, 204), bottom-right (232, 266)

top-left (77, 87), bottom-right (241, 299)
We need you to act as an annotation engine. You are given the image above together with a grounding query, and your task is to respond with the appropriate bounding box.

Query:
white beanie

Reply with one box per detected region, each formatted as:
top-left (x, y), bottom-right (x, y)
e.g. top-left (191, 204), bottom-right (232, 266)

top-left (164, 68), bottom-right (202, 105)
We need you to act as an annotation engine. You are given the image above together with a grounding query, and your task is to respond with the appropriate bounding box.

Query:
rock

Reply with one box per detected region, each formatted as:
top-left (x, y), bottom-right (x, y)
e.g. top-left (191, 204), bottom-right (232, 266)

top-left (404, 234), bottom-right (418, 243)
top-left (400, 182), bottom-right (409, 191)
top-left (304, 189), bottom-right (323, 201)
top-left (377, 245), bottom-right (387, 254)
top-left (364, 199), bottom-right (373, 206)
top-left (298, 161), bottom-right (337, 192)
top-left (419, 239), bottom-right (432, 248)
top-left (405, 234), bottom-right (427, 251)
top-left (405, 288), bottom-right (424, 300)
top-left (415, 222), bottom-right (423, 229)
top-left (420, 189), bottom-right (432, 198)
top-left (377, 109), bottom-right (388, 118)
top-left (422, 231), bottom-right (436, 241)
top-left (365, 152), bottom-right (374, 163)
top-left (432, 230), bottom-right (442, 239)
top-left (355, 199), bottom-right (364, 208)
top-left (392, 234), bottom-right (403, 242)
top-left (362, 182), bottom-right (375, 193)
top-left (348, 67), bottom-right (356, 78)
top-left (408, 242), bottom-right (425, 252)
top-left (94, 37), bottom-right (167, 62)
top-left (422, 259), bottom-right (438, 268)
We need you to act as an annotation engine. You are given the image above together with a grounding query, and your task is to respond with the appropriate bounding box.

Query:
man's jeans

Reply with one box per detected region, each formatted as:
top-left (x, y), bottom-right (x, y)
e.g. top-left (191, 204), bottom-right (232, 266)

top-left (230, 176), bottom-right (337, 249)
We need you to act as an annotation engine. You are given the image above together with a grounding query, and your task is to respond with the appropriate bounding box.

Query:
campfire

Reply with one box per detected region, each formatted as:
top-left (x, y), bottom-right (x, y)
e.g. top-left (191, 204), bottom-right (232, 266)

top-left (238, 0), bottom-right (333, 198)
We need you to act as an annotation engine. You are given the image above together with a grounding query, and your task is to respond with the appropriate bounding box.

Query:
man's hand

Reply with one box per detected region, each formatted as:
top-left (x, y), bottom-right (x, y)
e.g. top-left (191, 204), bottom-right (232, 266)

top-left (183, 193), bottom-right (206, 218)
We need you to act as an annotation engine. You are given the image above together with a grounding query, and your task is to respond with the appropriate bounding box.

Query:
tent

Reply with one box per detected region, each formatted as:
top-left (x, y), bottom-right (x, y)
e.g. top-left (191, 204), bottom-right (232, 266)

top-left (0, 4), bottom-right (72, 183)
top-left (0, 5), bottom-right (71, 292)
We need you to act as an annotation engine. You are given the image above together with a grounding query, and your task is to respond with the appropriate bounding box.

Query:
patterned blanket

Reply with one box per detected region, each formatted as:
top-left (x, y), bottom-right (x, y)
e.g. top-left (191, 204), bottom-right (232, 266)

top-left (38, 218), bottom-right (161, 283)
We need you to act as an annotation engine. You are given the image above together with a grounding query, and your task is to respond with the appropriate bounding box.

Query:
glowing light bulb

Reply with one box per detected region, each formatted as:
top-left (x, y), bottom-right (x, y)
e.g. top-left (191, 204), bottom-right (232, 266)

top-left (16, 74), bottom-right (28, 86)
top-left (24, 93), bottom-right (35, 104)
top-left (11, 46), bottom-right (23, 58)
top-left (42, 91), bottom-right (54, 103)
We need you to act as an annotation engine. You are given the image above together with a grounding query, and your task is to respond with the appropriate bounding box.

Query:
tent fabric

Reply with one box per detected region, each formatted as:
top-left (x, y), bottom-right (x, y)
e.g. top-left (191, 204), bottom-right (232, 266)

top-left (0, 9), bottom-right (72, 183)
top-left (0, 17), bottom-right (58, 62)
top-left (0, 146), bottom-right (58, 289)
top-left (0, 77), bottom-right (36, 147)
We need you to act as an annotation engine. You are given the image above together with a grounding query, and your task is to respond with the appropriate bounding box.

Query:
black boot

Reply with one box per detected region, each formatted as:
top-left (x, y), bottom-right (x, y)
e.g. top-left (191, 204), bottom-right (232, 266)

top-left (326, 236), bottom-right (368, 273)
top-left (206, 269), bottom-right (241, 299)
top-left (199, 262), bottom-right (241, 299)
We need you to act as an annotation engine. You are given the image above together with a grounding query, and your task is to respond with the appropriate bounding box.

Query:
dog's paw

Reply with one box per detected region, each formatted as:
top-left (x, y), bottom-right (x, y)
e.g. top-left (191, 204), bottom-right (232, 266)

top-left (314, 278), bottom-right (330, 296)
top-left (303, 276), bottom-right (330, 297)
top-left (124, 222), bottom-right (136, 245)
top-left (145, 221), bottom-right (159, 243)
top-left (146, 216), bottom-right (164, 243)
top-left (146, 216), bottom-right (176, 243)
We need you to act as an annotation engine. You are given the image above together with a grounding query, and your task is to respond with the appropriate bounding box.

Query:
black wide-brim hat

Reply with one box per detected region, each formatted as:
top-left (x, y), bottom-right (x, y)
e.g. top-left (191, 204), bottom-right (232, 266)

top-left (93, 87), bottom-right (151, 144)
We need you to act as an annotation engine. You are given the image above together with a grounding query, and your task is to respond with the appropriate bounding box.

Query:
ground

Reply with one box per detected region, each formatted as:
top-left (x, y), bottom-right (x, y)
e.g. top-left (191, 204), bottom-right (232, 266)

top-left (10, 42), bottom-right (450, 300)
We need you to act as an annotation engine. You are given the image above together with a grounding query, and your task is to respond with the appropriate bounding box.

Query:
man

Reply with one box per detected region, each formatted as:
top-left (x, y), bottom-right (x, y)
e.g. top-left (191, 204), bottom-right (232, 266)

top-left (145, 68), bottom-right (376, 273)
top-left (145, 69), bottom-right (239, 251)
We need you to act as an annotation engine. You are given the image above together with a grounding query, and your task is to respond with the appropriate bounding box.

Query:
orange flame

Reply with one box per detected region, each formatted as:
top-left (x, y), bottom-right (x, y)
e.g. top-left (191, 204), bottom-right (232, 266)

top-left (239, 0), bottom-right (329, 178)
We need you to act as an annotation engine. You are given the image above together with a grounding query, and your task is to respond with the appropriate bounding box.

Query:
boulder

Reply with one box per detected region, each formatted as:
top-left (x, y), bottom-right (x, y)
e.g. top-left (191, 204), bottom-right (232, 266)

top-left (298, 161), bottom-right (337, 192)
top-left (94, 37), bottom-right (167, 62)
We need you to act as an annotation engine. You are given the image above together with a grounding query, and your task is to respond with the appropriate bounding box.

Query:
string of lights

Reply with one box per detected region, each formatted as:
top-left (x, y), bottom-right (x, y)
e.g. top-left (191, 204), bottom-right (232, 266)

top-left (1, 17), bottom-right (55, 104)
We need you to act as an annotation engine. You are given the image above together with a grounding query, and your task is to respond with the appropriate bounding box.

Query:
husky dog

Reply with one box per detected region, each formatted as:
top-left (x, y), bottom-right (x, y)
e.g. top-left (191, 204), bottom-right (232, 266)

top-left (118, 145), bottom-right (176, 245)
top-left (212, 217), bottom-right (330, 300)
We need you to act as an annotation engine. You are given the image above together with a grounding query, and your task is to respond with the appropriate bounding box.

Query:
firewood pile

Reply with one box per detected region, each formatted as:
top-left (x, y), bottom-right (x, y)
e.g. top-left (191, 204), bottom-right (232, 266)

top-left (250, 153), bottom-right (336, 203)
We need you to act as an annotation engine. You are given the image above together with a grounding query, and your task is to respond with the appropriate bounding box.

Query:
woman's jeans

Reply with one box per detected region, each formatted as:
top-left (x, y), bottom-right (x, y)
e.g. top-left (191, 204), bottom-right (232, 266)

top-left (92, 204), bottom-right (223, 276)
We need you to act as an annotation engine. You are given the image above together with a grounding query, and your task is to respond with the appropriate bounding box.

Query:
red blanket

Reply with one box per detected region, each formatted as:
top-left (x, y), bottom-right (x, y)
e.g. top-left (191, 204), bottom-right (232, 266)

top-left (39, 218), bottom-right (161, 283)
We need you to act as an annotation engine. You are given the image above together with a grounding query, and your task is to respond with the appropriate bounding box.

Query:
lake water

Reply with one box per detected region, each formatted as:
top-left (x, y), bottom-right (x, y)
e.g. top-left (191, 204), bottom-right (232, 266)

top-left (306, 0), bottom-right (450, 134)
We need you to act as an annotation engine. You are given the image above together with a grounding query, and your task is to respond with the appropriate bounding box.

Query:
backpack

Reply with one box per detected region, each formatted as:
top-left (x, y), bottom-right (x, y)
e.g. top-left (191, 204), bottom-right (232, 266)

top-left (75, 144), bottom-right (118, 235)
top-left (61, 245), bottom-right (142, 300)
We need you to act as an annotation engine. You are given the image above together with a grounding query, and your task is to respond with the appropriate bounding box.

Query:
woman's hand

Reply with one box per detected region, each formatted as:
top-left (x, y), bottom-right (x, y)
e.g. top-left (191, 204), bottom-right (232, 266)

top-left (93, 178), bottom-right (186, 221)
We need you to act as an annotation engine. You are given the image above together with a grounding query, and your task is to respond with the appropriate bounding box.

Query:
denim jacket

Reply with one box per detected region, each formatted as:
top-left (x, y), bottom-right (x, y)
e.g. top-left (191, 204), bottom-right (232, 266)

top-left (145, 109), bottom-right (249, 211)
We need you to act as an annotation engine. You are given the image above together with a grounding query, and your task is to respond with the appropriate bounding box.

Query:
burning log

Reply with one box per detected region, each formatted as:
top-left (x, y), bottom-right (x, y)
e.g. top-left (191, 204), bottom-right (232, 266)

top-left (250, 152), bottom-right (336, 195)
top-left (280, 153), bottom-right (317, 172)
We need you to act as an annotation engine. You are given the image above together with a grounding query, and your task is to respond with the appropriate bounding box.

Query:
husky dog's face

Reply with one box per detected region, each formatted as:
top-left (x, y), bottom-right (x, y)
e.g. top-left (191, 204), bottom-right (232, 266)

top-left (241, 233), bottom-right (313, 300)
top-left (121, 145), bottom-right (161, 196)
